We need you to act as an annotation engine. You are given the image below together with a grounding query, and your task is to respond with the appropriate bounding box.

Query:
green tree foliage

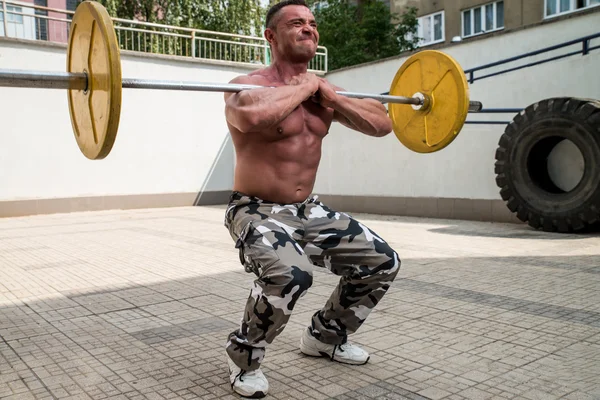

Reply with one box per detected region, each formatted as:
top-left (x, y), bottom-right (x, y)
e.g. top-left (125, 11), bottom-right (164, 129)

top-left (83, 0), bottom-right (418, 71)
top-left (93, 0), bottom-right (263, 35)
top-left (208, 0), bottom-right (264, 35)
top-left (310, 0), bottom-right (419, 70)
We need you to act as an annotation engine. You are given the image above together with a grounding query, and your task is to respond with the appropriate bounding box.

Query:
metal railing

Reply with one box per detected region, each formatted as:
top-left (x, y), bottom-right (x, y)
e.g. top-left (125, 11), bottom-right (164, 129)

top-left (463, 32), bottom-right (600, 84)
top-left (463, 32), bottom-right (600, 124)
top-left (0, 0), bottom-right (328, 73)
top-left (380, 31), bottom-right (600, 123)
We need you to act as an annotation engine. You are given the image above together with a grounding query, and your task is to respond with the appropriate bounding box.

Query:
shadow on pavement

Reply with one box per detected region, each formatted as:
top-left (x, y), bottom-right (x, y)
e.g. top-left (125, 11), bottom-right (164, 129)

top-left (1, 252), bottom-right (600, 399)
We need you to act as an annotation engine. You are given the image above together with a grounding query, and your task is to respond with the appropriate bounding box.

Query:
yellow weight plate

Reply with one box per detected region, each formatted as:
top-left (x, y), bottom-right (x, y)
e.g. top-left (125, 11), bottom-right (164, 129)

top-left (388, 50), bottom-right (469, 153)
top-left (67, 1), bottom-right (121, 160)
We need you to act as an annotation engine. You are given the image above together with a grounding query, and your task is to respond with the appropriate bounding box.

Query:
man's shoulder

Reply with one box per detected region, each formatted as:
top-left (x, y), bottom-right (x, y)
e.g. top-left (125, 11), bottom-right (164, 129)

top-left (230, 68), bottom-right (274, 85)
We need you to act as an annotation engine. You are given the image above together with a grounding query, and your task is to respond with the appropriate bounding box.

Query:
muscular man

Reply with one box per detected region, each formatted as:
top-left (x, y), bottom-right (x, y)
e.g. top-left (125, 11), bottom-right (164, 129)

top-left (223, 1), bottom-right (401, 397)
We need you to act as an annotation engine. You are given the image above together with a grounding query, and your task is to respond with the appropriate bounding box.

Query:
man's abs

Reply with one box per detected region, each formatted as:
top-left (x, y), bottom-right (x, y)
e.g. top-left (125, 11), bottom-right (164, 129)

top-left (228, 98), bottom-right (333, 204)
top-left (232, 133), bottom-right (324, 204)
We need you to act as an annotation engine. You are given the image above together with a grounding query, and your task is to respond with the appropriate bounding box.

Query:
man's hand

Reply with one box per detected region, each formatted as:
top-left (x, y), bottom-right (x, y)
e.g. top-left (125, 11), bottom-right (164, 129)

top-left (288, 73), bottom-right (320, 100)
top-left (224, 72), bottom-right (324, 134)
top-left (318, 80), bottom-right (393, 137)
top-left (313, 78), bottom-right (340, 109)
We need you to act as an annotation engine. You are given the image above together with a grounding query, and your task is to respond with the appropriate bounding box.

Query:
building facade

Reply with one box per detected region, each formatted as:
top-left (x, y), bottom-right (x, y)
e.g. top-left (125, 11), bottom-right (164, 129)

top-left (392, 0), bottom-right (600, 47)
top-left (1, 0), bottom-right (78, 43)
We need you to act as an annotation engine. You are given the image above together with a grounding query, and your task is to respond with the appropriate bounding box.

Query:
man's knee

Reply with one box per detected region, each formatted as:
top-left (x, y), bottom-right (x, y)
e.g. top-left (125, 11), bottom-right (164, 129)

top-left (279, 264), bottom-right (313, 292)
top-left (380, 242), bottom-right (401, 274)
top-left (360, 241), bottom-right (401, 280)
top-left (260, 264), bottom-right (314, 310)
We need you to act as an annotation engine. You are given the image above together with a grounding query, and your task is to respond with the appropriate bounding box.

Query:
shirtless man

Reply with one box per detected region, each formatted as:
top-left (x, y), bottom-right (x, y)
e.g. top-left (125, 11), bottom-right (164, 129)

top-left (222, 1), bottom-right (401, 397)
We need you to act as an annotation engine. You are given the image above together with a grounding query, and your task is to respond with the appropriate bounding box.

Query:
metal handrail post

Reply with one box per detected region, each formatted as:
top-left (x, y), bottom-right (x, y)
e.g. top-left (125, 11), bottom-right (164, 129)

top-left (263, 41), bottom-right (268, 65)
top-left (191, 31), bottom-right (195, 58)
top-left (2, 0), bottom-right (8, 38)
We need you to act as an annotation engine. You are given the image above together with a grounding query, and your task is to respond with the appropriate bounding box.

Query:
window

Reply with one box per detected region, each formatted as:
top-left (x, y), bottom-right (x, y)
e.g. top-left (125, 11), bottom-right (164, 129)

top-left (34, 0), bottom-right (48, 40)
top-left (415, 11), bottom-right (444, 46)
top-left (0, 5), bottom-right (24, 24)
top-left (0, 5), bottom-right (36, 40)
top-left (462, 1), bottom-right (504, 38)
top-left (545, 0), bottom-right (600, 17)
top-left (8, 6), bottom-right (24, 23)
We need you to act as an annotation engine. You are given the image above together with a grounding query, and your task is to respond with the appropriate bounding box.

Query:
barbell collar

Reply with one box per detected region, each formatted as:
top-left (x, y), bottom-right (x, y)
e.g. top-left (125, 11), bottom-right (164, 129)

top-left (469, 101), bottom-right (483, 112)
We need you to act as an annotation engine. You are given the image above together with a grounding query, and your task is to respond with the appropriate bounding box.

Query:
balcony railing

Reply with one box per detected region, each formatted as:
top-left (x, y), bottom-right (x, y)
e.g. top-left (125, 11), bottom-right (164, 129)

top-left (0, 0), bottom-right (328, 73)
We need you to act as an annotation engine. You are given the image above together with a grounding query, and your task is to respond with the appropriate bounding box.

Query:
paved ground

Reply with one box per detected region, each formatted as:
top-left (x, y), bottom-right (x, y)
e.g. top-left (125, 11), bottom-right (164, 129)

top-left (1, 205), bottom-right (600, 400)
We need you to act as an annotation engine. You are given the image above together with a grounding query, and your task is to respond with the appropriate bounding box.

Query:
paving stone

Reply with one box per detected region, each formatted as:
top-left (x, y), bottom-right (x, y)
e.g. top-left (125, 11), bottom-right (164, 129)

top-left (0, 206), bottom-right (599, 399)
top-left (418, 386), bottom-right (452, 400)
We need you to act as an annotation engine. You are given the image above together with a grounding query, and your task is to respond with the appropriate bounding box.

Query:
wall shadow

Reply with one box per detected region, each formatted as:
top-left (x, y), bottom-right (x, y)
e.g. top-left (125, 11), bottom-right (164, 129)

top-left (194, 133), bottom-right (234, 206)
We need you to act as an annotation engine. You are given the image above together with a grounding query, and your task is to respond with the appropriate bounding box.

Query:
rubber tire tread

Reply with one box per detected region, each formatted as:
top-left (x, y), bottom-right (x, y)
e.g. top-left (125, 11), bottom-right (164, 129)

top-left (494, 97), bottom-right (600, 233)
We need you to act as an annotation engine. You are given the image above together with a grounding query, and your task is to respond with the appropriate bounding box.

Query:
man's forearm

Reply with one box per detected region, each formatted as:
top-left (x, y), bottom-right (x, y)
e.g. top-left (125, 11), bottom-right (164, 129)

top-left (227, 84), bottom-right (313, 133)
top-left (332, 96), bottom-right (393, 137)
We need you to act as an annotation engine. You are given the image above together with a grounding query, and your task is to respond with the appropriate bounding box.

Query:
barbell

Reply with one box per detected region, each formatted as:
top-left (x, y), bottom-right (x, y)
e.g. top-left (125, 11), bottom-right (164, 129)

top-left (0, 1), bottom-right (483, 159)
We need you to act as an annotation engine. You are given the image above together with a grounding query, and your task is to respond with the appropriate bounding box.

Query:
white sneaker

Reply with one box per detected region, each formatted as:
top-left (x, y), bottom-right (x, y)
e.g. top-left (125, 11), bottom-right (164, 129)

top-left (227, 356), bottom-right (269, 398)
top-left (299, 328), bottom-right (370, 365)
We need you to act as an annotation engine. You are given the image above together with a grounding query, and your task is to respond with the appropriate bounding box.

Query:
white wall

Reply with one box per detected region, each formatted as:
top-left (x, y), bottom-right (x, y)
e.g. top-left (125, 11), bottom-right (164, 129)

top-left (0, 40), bottom-right (253, 201)
top-left (1, 11), bottom-right (599, 207)
top-left (316, 12), bottom-right (600, 200)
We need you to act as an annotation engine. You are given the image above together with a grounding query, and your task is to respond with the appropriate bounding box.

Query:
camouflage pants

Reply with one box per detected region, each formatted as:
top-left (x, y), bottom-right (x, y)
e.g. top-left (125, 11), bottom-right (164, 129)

top-left (223, 191), bottom-right (401, 371)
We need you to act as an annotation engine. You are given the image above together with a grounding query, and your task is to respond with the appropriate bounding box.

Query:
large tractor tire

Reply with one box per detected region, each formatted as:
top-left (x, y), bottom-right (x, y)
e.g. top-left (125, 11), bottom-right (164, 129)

top-left (494, 97), bottom-right (600, 233)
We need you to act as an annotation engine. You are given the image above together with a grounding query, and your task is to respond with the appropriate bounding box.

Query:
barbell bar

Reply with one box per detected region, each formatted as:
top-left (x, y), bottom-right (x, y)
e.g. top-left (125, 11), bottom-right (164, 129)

top-left (0, 1), bottom-right (483, 159)
top-left (0, 68), bottom-right (482, 110)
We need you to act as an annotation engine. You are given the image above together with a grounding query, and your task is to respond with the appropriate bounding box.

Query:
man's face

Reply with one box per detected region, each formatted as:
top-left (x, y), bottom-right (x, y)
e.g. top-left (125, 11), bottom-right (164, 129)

top-left (267, 5), bottom-right (319, 62)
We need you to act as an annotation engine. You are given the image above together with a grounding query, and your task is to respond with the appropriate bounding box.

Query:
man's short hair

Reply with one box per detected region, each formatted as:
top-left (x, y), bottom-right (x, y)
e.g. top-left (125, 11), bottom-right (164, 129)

top-left (265, 0), bottom-right (309, 30)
